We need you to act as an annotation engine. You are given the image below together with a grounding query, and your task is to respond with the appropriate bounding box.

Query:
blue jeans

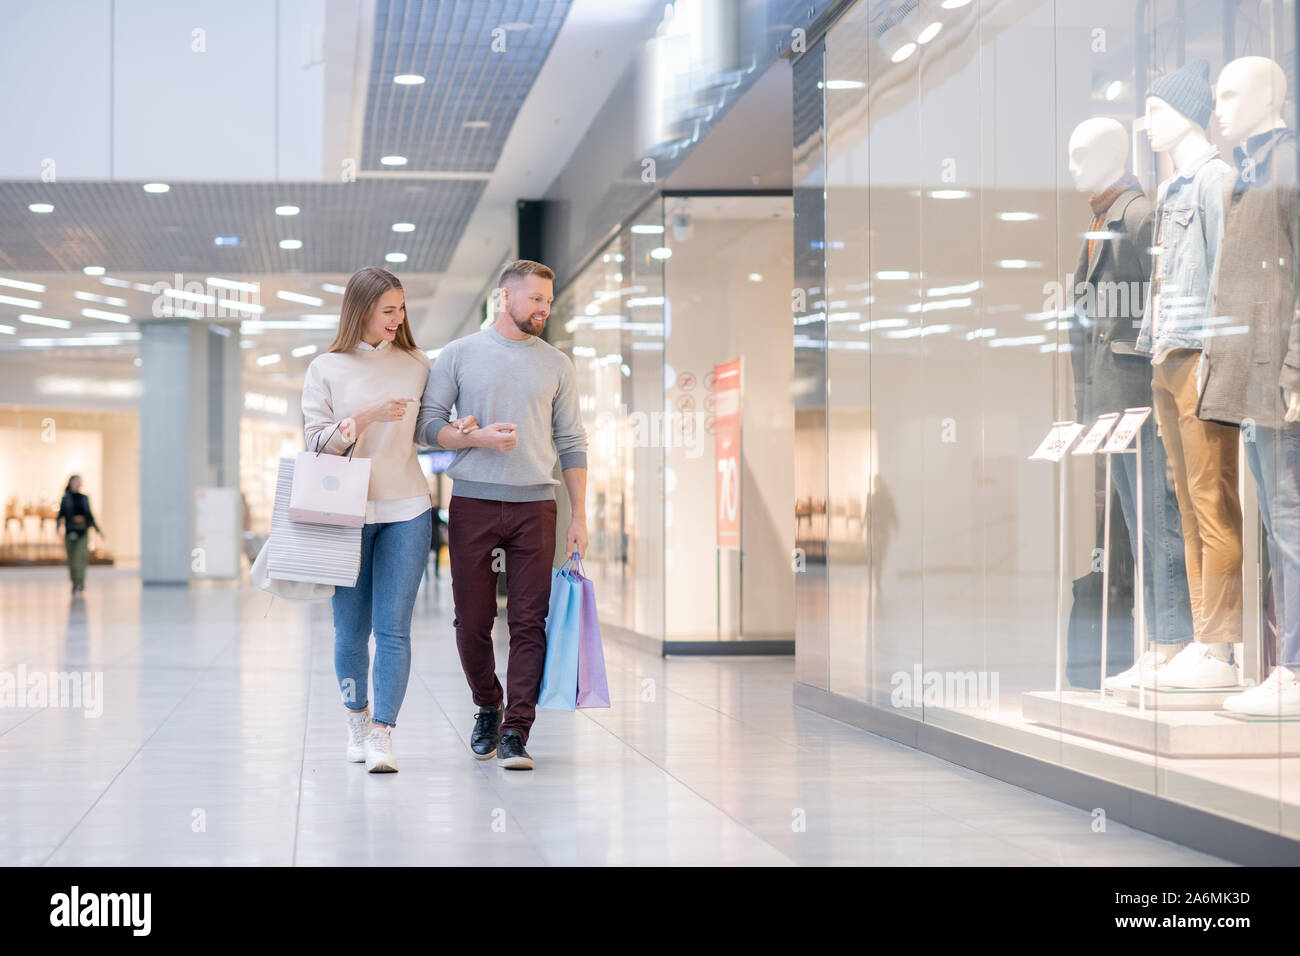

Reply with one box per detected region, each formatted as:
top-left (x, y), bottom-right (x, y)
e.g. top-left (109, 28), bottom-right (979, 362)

top-left (1245, 425), bottom-right (1300, 668)
top-left (1112, 418), bottom-right (1195, 645)
top-left (331, 510), bottom-right (432, 726)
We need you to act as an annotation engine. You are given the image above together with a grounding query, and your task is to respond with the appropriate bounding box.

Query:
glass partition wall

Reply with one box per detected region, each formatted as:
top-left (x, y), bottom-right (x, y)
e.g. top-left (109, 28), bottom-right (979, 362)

top-left (553, 194), bottom-right (796, 652)
top-left (800, 0), bottom-right (1300, 841)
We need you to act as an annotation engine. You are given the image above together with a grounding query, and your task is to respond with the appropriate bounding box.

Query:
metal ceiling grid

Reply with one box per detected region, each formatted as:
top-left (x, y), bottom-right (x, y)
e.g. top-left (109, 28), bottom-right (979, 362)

top-left (363, 0), bottom-right (572, 172)
top-left (0, 179), bottom-right (485, 274)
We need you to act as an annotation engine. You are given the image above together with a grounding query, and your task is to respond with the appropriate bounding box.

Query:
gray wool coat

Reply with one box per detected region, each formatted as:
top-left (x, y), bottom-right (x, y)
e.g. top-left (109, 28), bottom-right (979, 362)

top-left (1199, 127), bottom-right (1300, 429)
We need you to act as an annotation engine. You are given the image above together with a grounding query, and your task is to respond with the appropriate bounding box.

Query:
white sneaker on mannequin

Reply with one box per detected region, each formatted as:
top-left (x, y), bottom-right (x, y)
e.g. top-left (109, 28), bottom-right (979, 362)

top-left (1223, 667), bottom-right (1300, 716)
top-left (1144, 642), bottom-right (1239, 689)
top-left (1104, 646), bottom-right (1183, 690)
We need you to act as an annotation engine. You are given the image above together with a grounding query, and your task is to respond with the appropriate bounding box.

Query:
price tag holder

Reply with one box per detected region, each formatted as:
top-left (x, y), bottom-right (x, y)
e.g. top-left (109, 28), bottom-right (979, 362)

top-left (1029, 421), bottom-right (1085, 463)
top-left (1101, 406), bottom-right (1152, 454)
top-left (1072, 413), bottom-right (1120, 457)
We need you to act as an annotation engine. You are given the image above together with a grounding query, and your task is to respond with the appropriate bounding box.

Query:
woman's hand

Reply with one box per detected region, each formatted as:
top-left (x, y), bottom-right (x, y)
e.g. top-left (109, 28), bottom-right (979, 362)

top-left (451, 415), bottom-right (479, 434)
top-left (355, 397), bottom-right (417, 432)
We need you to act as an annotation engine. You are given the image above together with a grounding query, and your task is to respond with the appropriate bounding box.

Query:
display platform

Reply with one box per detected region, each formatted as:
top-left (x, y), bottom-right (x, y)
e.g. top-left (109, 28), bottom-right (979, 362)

top-left (1110, 684), bottom-right (1240, 711)
top-left (1022, 690), bottom-right (1300, 758)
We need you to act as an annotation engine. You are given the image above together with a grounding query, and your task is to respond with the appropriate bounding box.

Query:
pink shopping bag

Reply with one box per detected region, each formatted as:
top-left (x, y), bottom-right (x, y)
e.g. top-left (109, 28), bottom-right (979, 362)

top-left (573, 558), bottom-right (610, 709)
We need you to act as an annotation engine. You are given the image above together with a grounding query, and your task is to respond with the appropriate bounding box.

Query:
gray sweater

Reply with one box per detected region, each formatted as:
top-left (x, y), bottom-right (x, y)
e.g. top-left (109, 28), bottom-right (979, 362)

top-left (416, 327), bottom-right (588, 501)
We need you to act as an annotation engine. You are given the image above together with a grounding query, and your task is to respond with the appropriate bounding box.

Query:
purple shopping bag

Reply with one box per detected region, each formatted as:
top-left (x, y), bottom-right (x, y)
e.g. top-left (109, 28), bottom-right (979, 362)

top-left (572, 559), bottom-right (611, 709)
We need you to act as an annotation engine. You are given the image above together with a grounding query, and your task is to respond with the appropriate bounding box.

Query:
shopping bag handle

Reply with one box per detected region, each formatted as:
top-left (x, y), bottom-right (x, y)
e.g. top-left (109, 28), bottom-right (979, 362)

top-left (559, 553), bottom-right (585, 577)
top-left (313, 421), bottom-right (359, 460)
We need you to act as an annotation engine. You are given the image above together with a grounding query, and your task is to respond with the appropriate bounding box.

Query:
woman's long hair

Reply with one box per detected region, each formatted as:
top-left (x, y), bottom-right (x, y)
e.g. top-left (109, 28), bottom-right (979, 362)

top-left (327, 267), bottom-right (419, 353)
top-left (64, 474), bottom-right (81, 496)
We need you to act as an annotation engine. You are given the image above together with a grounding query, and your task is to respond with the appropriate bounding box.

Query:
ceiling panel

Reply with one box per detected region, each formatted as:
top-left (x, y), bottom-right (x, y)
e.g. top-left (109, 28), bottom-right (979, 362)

top-left (363, 0), bottom-right (572, 172)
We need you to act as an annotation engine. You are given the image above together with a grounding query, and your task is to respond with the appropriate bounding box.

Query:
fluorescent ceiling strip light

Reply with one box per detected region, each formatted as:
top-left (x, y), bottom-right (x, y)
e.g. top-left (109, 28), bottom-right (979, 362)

top-left (277, 291), bottom-right (324, 306)
top-left (81, 308), bottom-right (131, 323)
top-left (0, 277), bottom-right (45, 293)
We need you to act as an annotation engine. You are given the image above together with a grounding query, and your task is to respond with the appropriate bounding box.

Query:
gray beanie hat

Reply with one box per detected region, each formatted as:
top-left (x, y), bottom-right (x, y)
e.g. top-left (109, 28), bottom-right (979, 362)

top-left (1146, 59), bottom-right (1214, 129)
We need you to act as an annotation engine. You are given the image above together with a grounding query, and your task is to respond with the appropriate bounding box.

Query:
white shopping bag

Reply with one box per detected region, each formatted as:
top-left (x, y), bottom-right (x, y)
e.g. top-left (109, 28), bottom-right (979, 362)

top-left (289, 426), bottom-right (370, 527)
top-left (269, 458), bottom-right (362, 587)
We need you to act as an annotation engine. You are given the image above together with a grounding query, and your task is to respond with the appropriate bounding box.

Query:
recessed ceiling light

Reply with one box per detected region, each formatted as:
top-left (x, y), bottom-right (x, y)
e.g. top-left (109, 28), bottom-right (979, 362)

top-left (279, 239), bottom-right (303, 250)
top-left (275, 205), bottom-right (300, 216)
top-left (998, 211), bottom-right (1039, 222)
top-left (630, 224), bottom-right (664, 234)
top-left (19, 314), bottom-right (71, 329)
top-left (917, 21), bottom-right (943, 43)
top-left (28, 203), bottom-right (54, 214)
top-left (207, 276), bottom-right (260, 293)
top-left (277, 290), bottom-right (324, 306)
top-left (74, 291), bottom-right (127, 307)
top-left (748, 273), bottom-right (763, 282)
top-left (931, 189), bottom-right (970, 199)
top-left (321, 283), bottom-right (347, 295)
top-left (142, 182), bottom-right (170, 193)
top-left (163, 288), bottom-right (216, 305)
top-left (291, 344), bottom-right (318, 358)
top-left (650, 247), bottom-right (672, 260)
top-left (0, 277), bottom-right (46, 293)
top-left (391, 222), bottom-right (416, 232)
top-left (214, 236), bottom-right (244, 246)
top-left (0, 293), bottom-right (41, 308)
top-left (256, 353), bottom-right (282, 366)
top-left (891, 42), bottom-right (917, 62)
top-left (81, 307), bottom-right (131, 323)
top-left (393, 74), bottom-right (425, 85)
top-left (380, 155), bottom-right (408, 166)
top-left (82, 266), bottom-right (106, 276)
top-left (998, 259), bottom-right (1040, 269)
top-left (385, 252), bottom-right (408, 263)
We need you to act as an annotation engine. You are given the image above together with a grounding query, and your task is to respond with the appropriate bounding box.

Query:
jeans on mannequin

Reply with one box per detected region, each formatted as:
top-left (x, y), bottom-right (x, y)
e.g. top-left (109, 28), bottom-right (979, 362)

top-left (1244, 424), bottom-right (1300, 669)
top-left (1111, 416), bottom-right (1195, 646)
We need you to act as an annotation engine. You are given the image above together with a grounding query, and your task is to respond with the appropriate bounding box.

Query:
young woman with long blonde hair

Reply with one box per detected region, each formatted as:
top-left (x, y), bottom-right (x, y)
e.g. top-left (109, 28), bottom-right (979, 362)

top-left (300, 266), bottom-right (432, 772)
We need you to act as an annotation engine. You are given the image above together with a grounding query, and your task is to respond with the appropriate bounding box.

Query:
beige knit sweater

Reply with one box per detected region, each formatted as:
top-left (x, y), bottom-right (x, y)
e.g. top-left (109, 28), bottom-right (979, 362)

top-left (300, 342), bottom-right (431, 502)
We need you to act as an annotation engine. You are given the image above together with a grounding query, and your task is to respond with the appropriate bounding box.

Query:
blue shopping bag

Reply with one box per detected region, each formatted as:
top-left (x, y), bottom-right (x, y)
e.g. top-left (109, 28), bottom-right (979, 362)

top-left (537, 556), bottom-right (583, 711)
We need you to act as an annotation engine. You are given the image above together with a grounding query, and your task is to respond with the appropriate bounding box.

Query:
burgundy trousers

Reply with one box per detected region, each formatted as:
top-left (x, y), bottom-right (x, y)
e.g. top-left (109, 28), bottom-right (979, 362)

top-left (447, 495), bottom-right (557, 740)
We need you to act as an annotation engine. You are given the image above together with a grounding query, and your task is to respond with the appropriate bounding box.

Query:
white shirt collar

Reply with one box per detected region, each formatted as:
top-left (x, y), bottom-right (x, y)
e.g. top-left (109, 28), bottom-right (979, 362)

top-left (356, 339), bottom-right (390, 352)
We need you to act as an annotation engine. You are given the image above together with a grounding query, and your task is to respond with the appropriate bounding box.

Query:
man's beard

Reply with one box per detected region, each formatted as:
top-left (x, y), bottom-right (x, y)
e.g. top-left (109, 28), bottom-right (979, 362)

top-left (511, 307), bottom-right (544, 336)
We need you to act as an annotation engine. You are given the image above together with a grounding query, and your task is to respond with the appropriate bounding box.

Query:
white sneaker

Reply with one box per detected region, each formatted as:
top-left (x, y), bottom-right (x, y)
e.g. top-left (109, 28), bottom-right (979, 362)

top-left (364, 725), bottom-right (398, 773)
top-left (1223, 667), bottom-right (1300, 716)
top-left (346, 709), bottom-right (372, 763)
top-left (1145, 642), bottom-right (1239, 689)
top-left (1104, 648), bottom-right (1179, 690)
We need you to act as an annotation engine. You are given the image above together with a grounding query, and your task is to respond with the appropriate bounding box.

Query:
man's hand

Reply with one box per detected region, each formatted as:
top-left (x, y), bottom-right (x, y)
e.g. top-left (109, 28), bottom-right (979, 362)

top-left (476, 423), bottom-right (518, 451)
top-left (565, 517), bottom-right (588, 560)
top-left (1286, 389), bottom-right (1300, 424)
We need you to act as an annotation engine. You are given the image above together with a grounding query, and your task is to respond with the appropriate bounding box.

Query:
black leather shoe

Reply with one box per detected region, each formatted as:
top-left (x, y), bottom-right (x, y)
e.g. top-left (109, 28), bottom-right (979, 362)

top-left (496, 730), bottom-right (534, 770)
top-left (470, 706), bottom-right (502, 760)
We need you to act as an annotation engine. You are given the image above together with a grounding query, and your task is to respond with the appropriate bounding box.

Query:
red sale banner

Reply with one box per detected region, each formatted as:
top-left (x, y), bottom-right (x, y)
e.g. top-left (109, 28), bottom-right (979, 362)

top-left (713, 358), bottom-right (742, 548)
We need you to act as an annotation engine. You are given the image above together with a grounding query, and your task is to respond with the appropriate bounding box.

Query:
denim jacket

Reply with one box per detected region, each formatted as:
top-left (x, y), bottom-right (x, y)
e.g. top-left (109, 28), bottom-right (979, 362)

top-left (1136, 141), bottom-right (1231, 363)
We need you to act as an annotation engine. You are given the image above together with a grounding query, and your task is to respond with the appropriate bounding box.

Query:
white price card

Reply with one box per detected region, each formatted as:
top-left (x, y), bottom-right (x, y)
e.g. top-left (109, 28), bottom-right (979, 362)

top-left (1029, 421), bottom-right (1085, 462)
top-left (1101, 406), bottom-right (1152, 454)
top-left (1072, 413), bottom-right (1120, 457)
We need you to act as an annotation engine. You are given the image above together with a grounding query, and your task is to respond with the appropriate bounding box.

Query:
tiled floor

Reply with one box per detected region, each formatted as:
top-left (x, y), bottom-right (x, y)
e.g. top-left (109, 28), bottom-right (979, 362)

top-left (0, 567), bottom-right (1224, 865)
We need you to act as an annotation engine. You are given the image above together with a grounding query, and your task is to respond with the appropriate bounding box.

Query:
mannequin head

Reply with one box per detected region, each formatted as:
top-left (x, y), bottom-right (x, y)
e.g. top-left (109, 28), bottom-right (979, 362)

top-left (1216, 56), bottom-right (1287, 143)
top-left (1068, 118), bottom-right (1129, 194)
top-left (1145, 96), bottom-right (1202, 153)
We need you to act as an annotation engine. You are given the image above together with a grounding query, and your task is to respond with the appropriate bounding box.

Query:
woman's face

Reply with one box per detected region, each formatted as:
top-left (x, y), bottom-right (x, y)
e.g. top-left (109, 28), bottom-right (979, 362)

top-left (364, 288), bottom-right (406, 344)
top-left (69, 477), bottom-right (81, 493)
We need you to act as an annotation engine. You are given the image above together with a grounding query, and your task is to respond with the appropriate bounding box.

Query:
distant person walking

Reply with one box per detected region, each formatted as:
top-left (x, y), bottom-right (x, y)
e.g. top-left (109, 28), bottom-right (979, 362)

top-left (57, 475), bottom-right (101, 595)
top-left (300, 266), bottom-right (437, 774)
top-left (417, 259), bottom-right (588, 771)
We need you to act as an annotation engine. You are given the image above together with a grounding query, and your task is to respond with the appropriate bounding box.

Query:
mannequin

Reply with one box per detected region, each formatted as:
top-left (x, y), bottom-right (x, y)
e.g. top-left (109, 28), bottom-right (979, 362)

top-left (1135, 59), bottom-right (1242, 689)
top-left (1201, 56), bottom-right (1300, 715)
top-left (1064, 118), bottom-right (1195, 689)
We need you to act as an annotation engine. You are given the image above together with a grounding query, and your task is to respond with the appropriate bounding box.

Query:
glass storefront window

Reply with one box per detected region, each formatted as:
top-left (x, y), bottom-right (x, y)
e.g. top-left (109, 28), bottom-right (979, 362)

top-left (808, 0), bottom-right (1300, 838)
